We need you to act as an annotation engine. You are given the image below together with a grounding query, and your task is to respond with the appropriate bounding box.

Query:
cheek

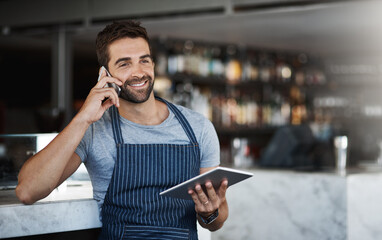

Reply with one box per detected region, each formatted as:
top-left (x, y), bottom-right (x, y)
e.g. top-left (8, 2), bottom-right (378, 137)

top-left (149, 70), bottom-right (155, 79)
top-left (116, 72), bottom-right (129, 81)
top-left (143, 65), bottom-right (154, 74)
top-left (143, 68), bottom-right (155, 79)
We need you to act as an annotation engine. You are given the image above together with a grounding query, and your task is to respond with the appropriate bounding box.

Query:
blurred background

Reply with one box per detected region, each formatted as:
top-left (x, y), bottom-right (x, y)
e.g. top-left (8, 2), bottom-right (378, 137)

top-left (1, 0), bottom-right (382, 169)
top-left (3, 1), bottom-right (382, 239)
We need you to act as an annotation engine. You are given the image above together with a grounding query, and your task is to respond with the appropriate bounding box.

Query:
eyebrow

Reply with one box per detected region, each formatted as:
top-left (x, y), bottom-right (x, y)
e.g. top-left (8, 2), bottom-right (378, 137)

top-left (114, 54), bottom-right (153, 66)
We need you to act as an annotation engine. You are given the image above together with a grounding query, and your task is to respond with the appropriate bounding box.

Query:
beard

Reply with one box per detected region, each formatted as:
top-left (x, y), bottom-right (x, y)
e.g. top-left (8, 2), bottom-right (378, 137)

top-left (119, 75), bottom-right (154, 103)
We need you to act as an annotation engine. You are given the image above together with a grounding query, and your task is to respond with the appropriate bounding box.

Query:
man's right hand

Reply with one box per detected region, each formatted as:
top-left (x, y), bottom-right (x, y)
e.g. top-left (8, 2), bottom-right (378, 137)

top-left (76, 68), bottom-right (122, 125)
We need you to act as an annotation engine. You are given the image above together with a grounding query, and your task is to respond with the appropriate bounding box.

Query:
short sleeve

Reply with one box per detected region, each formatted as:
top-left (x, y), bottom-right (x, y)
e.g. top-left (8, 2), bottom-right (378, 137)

top-left (75, 124), bottom-right (93, 163)
top-left (199, 119), bottom-right (220, 168)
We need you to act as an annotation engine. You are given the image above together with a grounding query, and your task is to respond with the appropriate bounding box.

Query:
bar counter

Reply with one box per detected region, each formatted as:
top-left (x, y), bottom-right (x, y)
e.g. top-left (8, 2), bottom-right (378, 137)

top-left (2, 167), bottom-right (382, 239)
top-left (211, 166), bottom-right (382, 240)
top-left (0, 181), bottom-right (211, 240)
top-left (0, 181), bottom-right (101, 239)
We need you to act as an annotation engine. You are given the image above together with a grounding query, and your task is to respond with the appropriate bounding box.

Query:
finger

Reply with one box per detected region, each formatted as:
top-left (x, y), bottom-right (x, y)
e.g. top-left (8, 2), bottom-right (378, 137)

top-left (195, 184), bottom-right (209, 204)
top-left (103, 88), bottom-right (120, 107)
top-left (96, 67), bottom-right (109, 84)
top-left (195, 184), bottom-right (214, 213)
top-left (101, 98), bottom-right (115, 110)
top-left (217, 179), bottom-right (228, 199)
top-left (92, 88), bottom-right (119, 107)
top-left (98, 66), bottom-right (107, 78)
top-left (105, 86), bottom-right (120, 107)
top-left (188, 189), bottom-right (202, 206)
top-left (95, 67), bottom-right (123, 89)
top-left (95, 76), bottom-right (123, 89)
top-left (205, 181), bottom-right (217, 202)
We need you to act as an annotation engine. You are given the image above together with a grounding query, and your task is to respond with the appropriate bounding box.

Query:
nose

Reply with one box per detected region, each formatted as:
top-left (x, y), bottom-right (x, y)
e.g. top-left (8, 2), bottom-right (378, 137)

top-left (131, 64), bottom-right (145, 79)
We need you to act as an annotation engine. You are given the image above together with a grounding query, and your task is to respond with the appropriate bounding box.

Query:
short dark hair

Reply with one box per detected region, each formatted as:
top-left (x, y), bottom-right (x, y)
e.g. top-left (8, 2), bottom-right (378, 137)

top-left (95, 20), bottom-right (151, 68)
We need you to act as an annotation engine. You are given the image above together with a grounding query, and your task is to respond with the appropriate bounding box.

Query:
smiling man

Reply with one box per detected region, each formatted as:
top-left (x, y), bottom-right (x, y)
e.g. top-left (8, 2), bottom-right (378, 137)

top-left (16, 20), bottom-right (228, 239)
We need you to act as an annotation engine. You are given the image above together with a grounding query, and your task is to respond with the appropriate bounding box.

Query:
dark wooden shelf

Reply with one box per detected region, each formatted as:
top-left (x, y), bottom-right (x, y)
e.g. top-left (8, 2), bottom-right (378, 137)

top-left (215, 125), bottom-right (278, 138)
top-left (168, 73), bottom-right (329, 91)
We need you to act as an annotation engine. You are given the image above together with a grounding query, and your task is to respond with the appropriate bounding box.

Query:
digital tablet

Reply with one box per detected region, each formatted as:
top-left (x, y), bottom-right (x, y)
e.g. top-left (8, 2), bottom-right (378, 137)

top-left (159, 167), bottom-right (253, 200)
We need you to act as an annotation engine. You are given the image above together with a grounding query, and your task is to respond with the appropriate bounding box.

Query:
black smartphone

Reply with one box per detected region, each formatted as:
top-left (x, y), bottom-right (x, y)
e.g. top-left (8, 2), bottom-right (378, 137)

top-left (98, 66), bottom-right (121, 96)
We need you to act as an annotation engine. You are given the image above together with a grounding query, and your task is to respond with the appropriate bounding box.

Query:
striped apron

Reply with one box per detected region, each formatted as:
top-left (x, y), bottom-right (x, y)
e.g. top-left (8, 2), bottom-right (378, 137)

top-left (99, 98), bottom-right (200, 240)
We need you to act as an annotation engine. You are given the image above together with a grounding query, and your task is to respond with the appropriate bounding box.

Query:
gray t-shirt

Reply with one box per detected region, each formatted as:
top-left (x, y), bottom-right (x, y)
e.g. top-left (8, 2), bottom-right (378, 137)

top-left (75, 103), bottom-right (220, 210)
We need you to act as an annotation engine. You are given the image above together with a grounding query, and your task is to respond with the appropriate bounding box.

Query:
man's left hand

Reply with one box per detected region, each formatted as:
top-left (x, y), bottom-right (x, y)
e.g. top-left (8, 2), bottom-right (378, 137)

top-left (188, 179), bottom-right (228, 218)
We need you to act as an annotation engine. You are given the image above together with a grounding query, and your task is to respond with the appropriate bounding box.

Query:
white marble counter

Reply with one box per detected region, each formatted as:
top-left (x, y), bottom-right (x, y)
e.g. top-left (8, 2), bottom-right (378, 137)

top-left (0, 181), bottom-right (211, 239)
top-left (2, 168), bottom-right (382, 240)
top-left (348, 172), bottom-right (382, 240)
top-left (0, 181), bottom-right (101, 239)
top-left (211, 168), bottom-right (382, 240)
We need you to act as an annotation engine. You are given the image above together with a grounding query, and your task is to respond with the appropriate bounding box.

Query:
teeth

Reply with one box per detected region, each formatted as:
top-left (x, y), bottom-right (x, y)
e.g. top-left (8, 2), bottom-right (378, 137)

top-left (131, 82), bottom-right (145, 87)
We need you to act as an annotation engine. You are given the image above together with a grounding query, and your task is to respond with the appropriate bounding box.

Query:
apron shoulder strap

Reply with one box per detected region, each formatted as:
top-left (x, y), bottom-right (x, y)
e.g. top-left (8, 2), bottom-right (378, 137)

top-left (157, 96), bottom-right (201, 163)
top-left (110, 106), bottom-right (124, 145)
top-left (157, 97), bottom-right (199, 146)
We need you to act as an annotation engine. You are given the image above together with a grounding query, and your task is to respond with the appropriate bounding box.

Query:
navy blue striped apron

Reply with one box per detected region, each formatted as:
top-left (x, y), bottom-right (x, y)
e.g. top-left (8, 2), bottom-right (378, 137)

top-left (99, 98), bottom-right (200, 240)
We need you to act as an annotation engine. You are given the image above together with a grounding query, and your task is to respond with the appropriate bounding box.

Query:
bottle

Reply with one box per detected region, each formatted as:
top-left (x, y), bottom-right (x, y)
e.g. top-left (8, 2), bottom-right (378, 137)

top-left (225, 45), bottom-right (242, 84)
top-left (210, 46), bottom-right (225, 78)
top-left (258, 53), bottom-right (275, 82)
top-left (275, 54), bottom-right (292, 83)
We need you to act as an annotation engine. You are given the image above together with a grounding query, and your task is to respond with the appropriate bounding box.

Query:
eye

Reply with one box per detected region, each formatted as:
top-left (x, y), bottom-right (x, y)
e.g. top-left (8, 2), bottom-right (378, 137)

top-left (141, 58), bottom-right (152, 64)
top-left (119, 62), bottom-right (130, 68)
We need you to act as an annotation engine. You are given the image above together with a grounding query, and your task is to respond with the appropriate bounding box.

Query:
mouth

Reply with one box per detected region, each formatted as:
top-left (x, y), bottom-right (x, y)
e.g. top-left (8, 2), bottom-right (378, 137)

top-left (127, 79), bottom-right (148, 88)
top-left (130, 81), bottom-right (146, 87)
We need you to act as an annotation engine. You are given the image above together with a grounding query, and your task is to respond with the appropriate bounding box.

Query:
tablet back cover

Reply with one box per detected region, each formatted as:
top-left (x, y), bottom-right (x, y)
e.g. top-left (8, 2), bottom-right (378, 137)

top-left (159, 167), bottom-right (253, 200)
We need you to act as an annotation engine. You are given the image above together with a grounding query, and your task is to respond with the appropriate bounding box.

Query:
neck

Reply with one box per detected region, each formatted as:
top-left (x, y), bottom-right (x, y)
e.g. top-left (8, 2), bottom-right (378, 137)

top-left (117, 95), bottom-right (169, 125)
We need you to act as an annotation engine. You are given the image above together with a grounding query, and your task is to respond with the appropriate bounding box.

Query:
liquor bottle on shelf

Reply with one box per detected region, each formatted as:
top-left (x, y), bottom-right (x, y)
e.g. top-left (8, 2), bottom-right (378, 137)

top-left (258, 52), bottom-right (275, 83)
top-left (209, 46), bottom-right (225, 78)
top-left (292, 53), bottom-right (308, 86)
top-left (294, 70), bottom-right (305, 86)
top-left (305, 68), bottom-right (326, 85)
top-left (153, 40), bottom-right (168, 77)
top-left (236, 95), bottom-right (261, 127)
top-left (275, 53), bottom-right (292, 83)
top-left (242, 50), bottom-right (259, 82)
top-left (197, 47), bottom-right (209, 77)
top-left (167, 42), bottom-right (180, 75)
top-left (224, 45), bottom-right (242, 84)
top-left (182, 40), bottom-right (195, 75)
top-left (289, 85), bottom-right (308, 124)
top-left (190, 86), bottom-right (211, 120)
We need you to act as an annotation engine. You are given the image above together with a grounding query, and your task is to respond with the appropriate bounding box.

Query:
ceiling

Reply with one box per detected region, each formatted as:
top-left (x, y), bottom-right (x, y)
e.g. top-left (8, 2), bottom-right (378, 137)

top-left (71, 0), bottom-right (382, 58)
top-left (1, 0), bottom-right (382, 58)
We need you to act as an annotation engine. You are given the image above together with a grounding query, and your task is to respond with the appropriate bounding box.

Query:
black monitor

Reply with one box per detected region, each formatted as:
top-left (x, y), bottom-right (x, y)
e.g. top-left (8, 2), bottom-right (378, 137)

top-left (260, 125), bottom-right (315, 168)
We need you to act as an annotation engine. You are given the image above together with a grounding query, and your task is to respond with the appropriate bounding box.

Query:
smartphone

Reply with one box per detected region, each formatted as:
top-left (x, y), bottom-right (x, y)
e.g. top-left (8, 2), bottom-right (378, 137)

top-left (97, 66), bottom-right (121, 96)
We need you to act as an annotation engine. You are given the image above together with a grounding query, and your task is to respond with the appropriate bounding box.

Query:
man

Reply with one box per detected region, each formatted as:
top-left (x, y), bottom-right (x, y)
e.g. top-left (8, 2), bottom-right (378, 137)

top-left (16, 20), bottom-right (228, 239)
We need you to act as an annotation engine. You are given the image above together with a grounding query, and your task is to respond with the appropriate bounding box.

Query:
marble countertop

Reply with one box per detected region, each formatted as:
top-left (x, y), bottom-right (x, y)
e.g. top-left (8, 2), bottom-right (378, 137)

top-left (2, 167), bottom-right (382, 239)
top-left (0, 181), bottom-right (93, 205)
top-left (211, 167), bottom-right (382, 240)
top-left (0, 181), bottom-right (102, 239)
top-left (0, 180), bottom-right (212, 240)
top-left (239, 163), bottom-right (382, 176)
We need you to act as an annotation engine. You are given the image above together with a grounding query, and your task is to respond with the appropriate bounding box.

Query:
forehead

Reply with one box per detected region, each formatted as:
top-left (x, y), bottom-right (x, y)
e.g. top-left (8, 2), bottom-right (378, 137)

top-left (108, 37), bottom-right (150, 61)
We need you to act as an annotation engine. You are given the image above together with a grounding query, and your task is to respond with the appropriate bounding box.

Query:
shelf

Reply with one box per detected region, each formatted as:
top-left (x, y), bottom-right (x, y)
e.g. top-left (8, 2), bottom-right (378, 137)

top-left (215, 125), bottom-right (278, 138)
top-left (169, 72), bottom-right (328, 91)
top-left (170, 73), bottom-right (226, 86)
